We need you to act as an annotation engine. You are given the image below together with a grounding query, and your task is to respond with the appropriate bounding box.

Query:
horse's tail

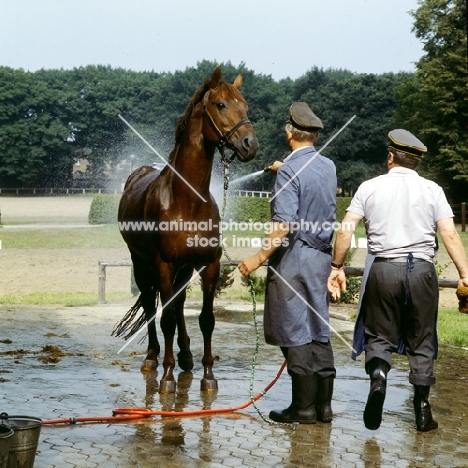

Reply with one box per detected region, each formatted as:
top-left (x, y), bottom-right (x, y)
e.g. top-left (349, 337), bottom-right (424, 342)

top-left (112, 292), bottom-right (159, 341)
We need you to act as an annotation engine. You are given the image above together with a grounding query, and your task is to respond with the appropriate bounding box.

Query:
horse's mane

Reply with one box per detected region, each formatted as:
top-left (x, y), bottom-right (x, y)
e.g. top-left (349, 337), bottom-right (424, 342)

top-left (167, 77), bottom-right (224, 164)
top-left (175, 78), bottom-right (212, 143)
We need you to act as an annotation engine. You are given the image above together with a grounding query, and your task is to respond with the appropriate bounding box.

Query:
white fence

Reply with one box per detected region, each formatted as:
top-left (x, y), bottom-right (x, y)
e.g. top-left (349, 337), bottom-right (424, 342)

top-left (0, 187), bottom-right (122, 196)
top-left (233, 190), bottom-right (271, 198)
top-left (0, 188), bottom-right (272, 197)
top-left (0, 188), bottom-right (119, 195)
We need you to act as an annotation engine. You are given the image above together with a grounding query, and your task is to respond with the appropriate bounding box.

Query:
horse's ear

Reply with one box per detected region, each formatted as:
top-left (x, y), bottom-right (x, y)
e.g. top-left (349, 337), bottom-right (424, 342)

top-left (211, 66), bottom-right (223, 89)
top-left (233, 73), bottom-right (243, 89)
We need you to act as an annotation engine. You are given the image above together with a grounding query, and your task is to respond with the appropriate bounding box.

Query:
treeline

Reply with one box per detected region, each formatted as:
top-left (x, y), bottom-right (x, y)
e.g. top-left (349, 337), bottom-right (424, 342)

top-left (0, 1), bottom-right (466, 201)
top-left (0, 61), bottom-right (407, 193)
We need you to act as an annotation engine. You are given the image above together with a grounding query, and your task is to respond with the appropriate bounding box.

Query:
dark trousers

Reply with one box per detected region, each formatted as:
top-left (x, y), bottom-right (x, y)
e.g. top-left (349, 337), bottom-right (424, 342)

top-left (281, 341), bottom-right (335, 379)
top-left (363, 259), bottom-right (438, 386)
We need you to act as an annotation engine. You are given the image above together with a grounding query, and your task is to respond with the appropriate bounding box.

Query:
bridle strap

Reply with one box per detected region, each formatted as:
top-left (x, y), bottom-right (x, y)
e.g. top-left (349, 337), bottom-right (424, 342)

top-left (203, 104), bottom-right (251, 150)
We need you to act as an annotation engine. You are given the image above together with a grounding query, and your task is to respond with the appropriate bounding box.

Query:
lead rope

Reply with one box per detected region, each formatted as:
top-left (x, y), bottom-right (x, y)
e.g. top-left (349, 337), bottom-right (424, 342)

top-left (219, 151), bottom-right (295, 429)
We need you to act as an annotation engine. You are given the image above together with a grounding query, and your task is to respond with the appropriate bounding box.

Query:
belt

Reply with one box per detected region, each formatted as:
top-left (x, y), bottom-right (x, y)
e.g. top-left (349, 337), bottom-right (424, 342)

top-left (374, 256), bottom-right (426, 263)
top-left (374, 254), bottom-right (428, 306)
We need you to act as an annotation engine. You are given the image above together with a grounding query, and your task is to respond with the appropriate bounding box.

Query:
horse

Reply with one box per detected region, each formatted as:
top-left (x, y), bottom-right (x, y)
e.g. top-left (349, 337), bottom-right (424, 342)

top-left (114, 66), bottom-right (258, 393)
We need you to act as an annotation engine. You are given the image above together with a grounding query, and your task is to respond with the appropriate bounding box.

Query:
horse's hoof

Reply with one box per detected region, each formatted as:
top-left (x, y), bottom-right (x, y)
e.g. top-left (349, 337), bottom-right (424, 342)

top-left (177, 351), bottom-right (194, 371)
top-left (140, 359), bottom-right (158, 372)
top-left (159, 380), bottom-right (177, 394)
top-left (200, 379), bottom-right (218, 392)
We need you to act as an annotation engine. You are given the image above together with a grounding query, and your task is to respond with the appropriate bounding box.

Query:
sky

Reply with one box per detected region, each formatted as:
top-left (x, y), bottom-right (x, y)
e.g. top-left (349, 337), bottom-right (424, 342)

top-left (0, 0), bottom-right (424, 80)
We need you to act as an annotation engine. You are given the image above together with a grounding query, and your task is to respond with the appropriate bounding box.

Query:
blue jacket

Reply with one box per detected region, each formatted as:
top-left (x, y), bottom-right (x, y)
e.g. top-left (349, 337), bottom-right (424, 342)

top-left (263, 146), bottom-right (337, 346)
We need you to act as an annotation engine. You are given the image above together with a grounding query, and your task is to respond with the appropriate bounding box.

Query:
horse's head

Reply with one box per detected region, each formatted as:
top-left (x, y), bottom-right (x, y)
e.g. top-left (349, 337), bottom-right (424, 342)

top-left (202, 66), bottom-right (258, 162)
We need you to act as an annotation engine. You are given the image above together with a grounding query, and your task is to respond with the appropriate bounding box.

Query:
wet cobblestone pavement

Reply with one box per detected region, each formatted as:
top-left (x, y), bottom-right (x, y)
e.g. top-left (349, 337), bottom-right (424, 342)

top-left (1, 301), bottom-right (468, 468)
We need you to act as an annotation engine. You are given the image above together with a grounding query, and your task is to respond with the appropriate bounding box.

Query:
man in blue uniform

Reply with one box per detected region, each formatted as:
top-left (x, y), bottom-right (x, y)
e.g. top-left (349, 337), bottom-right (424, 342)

top-left (328, 129), bottom-right (468, 431)
top-left (238, 102), bottom-right (337, 424)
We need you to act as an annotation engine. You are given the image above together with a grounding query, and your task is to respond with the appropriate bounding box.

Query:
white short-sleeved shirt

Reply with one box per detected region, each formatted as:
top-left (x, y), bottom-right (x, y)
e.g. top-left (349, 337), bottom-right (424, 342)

top-left (348, 167), bottom-right (454, 261)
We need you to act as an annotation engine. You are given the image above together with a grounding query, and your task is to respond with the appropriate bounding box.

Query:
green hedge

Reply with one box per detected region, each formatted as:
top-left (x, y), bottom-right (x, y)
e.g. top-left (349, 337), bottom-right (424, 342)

top-left (225, 197), bottom-right (271, 223)
top-left (88, 194), bottom-right (121, 225)
top-left (87, 194), bottom-right (352, 225)
top-left (225, 196), bottom-right (352, 223)
top-left (336, 197), bottom-right (352, 222)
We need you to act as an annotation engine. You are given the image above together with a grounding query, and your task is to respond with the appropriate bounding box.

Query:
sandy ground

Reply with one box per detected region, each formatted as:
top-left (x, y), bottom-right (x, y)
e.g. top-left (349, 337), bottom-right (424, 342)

top-left (0, 247), bottom-right (130, 295)
top-left (0, 196), bottom-right (92, 224)
top-left (0, 197), bottom-right (259, 297)
top-left (0, 197), bottom-right (131, 295)
top-left (0, 196), bottom-right (461, 307)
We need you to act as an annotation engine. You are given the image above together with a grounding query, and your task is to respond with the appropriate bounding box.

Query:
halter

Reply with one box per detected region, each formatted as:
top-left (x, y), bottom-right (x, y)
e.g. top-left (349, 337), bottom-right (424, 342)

top-left (203, 91), bottom-right (251, 164)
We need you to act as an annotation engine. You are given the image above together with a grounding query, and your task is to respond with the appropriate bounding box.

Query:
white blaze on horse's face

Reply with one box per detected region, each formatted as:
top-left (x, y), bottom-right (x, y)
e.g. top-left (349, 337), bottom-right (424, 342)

top-left (202, 66), bottom-right (258, 162)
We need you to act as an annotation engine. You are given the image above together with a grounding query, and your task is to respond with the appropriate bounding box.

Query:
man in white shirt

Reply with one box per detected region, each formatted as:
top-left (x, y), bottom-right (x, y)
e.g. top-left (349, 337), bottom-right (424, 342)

top-left (328, 129), bottom-right (468, 432)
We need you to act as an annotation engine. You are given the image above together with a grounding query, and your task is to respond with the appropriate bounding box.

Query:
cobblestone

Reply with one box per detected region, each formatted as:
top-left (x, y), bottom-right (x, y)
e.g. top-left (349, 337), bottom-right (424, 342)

top-left (1, 301), bottom-right (467, 467)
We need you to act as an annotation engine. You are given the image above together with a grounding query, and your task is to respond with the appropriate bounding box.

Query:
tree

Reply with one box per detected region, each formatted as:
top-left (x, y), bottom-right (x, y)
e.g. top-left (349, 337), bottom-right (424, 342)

top-left (296, 68), bottom-right (407, 166)
top-left (226, 67), bottom-right (406, 192)
top-left (395, 0), bottom-right (468, 201)
top-left (64, 66), bottom-right (151, 184)
top-left (336, 160), bottom-right (383, 196)
top-left (0, 67), bottom-right (74, 187)
top-left (0, 62), bottom-right (413, 191)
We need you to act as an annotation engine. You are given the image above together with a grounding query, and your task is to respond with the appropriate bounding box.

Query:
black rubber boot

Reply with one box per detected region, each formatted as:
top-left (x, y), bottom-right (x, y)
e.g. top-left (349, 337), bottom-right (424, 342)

top-left (413, 385), bottom-right (438, 432)
top-left (363, 358), bottom-right (390, 430)
top-left (316, 376), bottom-right (334, 423)
top-left (269, 373), bottom-right (317, 424)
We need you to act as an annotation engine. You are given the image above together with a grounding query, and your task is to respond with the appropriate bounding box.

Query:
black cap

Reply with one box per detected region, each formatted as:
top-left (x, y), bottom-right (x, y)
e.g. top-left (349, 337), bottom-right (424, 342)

top-left (388, 129), bottom-right (427, 158)
top-left (288, 102), bottom-right (323, 131)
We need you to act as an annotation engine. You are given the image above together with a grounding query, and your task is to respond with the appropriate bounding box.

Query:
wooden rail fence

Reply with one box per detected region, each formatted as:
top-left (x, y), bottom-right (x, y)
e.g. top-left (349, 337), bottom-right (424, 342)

top-left (98, 260), bottom-right (133, 304)
top-left (98, 261), bottom-right (460, 305)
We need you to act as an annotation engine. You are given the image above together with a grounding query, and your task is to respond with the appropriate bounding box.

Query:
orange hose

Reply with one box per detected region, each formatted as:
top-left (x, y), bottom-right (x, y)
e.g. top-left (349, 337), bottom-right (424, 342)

top-left (42, 360), bottom-right (287, 425)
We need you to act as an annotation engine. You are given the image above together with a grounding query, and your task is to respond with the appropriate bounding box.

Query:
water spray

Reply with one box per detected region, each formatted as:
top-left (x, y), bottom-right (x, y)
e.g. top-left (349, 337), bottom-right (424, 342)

top-left (228, 169), bottom-right (265, 186)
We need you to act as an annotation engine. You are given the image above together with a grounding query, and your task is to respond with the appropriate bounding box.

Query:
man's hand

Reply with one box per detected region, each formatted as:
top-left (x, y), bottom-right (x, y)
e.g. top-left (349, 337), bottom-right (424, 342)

top-left (238, 254), bottom-right (265, 277)
top-left (327, 269), bottom-right (347, 301)
top-left (265, 161), bottom-right (284, 173)
top-left (238, 221), bottom-right (289, 277)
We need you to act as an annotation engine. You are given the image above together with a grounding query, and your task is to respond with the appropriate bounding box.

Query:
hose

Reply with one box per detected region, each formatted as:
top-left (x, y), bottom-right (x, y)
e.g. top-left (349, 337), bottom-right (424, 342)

top-left (43, 156), bottom-right (291, 427)
top-left (42, 360), bottom-right (286, 425)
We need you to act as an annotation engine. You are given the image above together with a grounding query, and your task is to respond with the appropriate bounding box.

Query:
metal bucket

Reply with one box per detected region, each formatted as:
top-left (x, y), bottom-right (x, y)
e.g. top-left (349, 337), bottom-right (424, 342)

top-left (0, 424), bottom-right (14, 468)
top-left (0, 415), bottom-right (41, 468)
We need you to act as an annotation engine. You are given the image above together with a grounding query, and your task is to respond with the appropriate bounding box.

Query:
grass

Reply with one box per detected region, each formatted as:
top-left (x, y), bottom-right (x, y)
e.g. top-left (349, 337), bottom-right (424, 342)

top-left (353, 223), bottom-right (367, 240)
top-left (438, 229), bottom-right (468, 252)
top-left (438, 308), bottom-right (468, 348)
top-left (342, 223), bottom-right (468, 251)
top-left (0, 224), bottom-right (125, 249)
top-left (2, 217), bottom-right (468, 349)
top-left (0, 292), bottom-right (132, 307)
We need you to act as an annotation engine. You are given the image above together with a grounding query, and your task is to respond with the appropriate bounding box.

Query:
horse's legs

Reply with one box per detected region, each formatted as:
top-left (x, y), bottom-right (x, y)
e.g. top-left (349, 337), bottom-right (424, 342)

top-left (199, 261), bottom-right (220, 391)
top-left (173, 266), bottom-right (194, 372)
top-left (158, 262), bottom-right (178, 393)
top-left (131, 252), bottom-right (159, 372)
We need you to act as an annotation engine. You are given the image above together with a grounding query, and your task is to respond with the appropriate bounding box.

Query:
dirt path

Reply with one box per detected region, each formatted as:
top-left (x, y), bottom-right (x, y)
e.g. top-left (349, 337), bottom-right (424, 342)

top-left (0, 248), bottom-right (131, 295)
top-left (0, 196), bottom-right (92, 224)
top-left (0, 196), bottom-right (462, 308)
top-left (0, 197), bottom-right (131, 295)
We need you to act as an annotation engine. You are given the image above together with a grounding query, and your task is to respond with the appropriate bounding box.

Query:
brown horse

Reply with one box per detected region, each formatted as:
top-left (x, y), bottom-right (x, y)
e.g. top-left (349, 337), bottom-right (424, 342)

top-left (114, 66), bottom-right (258, 393)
